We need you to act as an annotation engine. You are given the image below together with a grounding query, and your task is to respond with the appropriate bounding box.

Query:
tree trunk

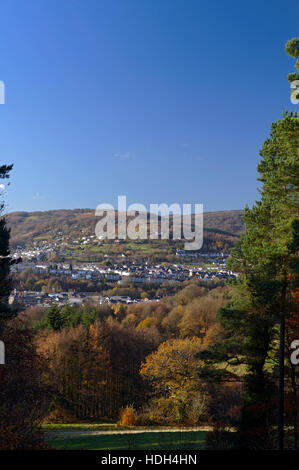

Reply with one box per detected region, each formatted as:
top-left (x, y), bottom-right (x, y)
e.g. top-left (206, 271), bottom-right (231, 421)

top-left (278, 315), bottom-right (285, 450)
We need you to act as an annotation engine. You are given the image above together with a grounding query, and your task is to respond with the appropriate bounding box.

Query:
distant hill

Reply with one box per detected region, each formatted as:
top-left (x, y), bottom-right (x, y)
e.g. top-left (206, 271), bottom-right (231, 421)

top-left (203, 210), bottom-right (245, 236)
top-left (5, 208), bottom-right (244, 252)
top-left (6, 209), bottom-right (97, 247)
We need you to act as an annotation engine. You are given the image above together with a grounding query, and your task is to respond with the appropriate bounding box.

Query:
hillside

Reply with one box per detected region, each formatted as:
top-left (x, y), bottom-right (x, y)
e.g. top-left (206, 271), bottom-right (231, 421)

top-left (5, 208), bottom-right (244, 255)
top-left (203, 210), bottom-right (245, 235)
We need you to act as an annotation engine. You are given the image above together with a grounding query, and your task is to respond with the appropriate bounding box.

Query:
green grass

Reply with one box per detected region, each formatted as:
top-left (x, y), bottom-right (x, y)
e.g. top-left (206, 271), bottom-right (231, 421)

top-left (43, 422), bottom-right (118, 431)
top-left (34, 233), bottom-right (53, 240)
top-left (46, 430), bottom-right (207, 450)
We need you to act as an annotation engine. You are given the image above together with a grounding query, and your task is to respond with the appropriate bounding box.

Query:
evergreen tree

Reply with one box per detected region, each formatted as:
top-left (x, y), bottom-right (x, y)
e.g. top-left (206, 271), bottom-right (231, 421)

top-left (45, 305), bottom-right (64, 331)
top-left (230, 113), bottom-right (299, 449)
top-left (0, 164), bottom-right (14, 330)
top-left (202, 113), bottom-right (299, 449)
top-left (285, 37), bottom-right (299, 102)
top-left (0, 164), bottom-right (49, 449)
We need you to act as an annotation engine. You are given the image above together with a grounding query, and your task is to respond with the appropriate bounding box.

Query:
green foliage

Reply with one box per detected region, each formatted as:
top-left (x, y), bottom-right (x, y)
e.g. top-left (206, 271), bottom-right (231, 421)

top-left (229, 113), bottom-right (299, 281)
top-left (0, 164), bottom-right (15, 329)
top-left (287, 72), bottom-right (299, 84)
top-left (33, 303), bottom-right (111, 332)
top-left (45, 306), bottom-right (64, 331)
top-left (285, 37), bottom-right (299, 58)
top-left (205, 113), bottom-right (299, 449)
top-left (285, 37), bottom-right (299, 98)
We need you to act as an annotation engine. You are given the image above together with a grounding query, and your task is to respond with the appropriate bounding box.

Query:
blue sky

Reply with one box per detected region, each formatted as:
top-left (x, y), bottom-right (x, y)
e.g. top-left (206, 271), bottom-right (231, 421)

top-left (0, 0), bottom-right (298, 213)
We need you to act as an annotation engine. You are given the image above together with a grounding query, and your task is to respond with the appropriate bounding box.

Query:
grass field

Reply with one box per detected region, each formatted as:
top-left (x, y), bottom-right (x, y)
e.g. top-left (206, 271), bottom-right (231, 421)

top-left (44, 424), bottom-right (207, 450)
top-left (47, 431), bottom-right (207, 450)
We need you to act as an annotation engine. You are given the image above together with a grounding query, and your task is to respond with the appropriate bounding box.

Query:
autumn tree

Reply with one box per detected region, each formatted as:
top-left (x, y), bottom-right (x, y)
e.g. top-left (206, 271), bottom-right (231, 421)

top-left (38, 319), bottom-right (153, 420)
top-left (140, 337), bottom-right (207, 424)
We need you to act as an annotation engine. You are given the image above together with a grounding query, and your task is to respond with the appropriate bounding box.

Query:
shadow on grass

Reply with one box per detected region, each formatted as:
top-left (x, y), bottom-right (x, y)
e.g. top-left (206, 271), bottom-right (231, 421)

top-left (48, 431), bottom-right (207, 450)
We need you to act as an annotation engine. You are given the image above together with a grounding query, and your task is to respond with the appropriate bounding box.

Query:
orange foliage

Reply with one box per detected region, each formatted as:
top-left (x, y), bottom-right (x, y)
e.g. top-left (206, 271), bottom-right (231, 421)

top-left (119, 405), bottom-right (137, 426)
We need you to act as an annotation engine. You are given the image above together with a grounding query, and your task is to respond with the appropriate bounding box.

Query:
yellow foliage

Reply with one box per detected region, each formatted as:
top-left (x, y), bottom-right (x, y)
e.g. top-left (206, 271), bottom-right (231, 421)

top-left (137, 317), bottom-right (157, 329)
top-left (119, 405), bottom-right (137, 426)
top-left (140, 337), bottom-right (203, 392)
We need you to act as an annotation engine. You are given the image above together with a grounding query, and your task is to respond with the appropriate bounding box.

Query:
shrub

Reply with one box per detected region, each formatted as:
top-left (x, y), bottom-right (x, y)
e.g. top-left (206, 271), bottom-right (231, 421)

top-left (119, 405), bottom-right (137, 426)
top-left (44, 404), bottom-right (77, 424)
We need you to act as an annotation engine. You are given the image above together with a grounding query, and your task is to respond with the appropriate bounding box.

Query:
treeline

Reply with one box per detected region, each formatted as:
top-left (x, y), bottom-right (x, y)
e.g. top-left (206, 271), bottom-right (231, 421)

top-left (13, 268), bottom-right (185, 297)
top-left (37, 321), bottom-right (153, 420)
top-left (20, 281), bottom-right (230, 424)
top-left (14, 266), bottom-right (225, 298)
top-left (14, 268), bottom-right (108, 293)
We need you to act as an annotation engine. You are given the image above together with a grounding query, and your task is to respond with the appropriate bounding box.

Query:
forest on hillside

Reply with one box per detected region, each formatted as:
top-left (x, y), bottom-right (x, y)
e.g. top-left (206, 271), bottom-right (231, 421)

top-left (5, 209), bottom-right (244, 250)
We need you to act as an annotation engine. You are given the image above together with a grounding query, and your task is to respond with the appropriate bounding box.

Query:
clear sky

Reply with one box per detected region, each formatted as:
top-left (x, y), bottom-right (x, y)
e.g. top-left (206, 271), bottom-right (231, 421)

top-left (0, 0), bottom-right (298, 214)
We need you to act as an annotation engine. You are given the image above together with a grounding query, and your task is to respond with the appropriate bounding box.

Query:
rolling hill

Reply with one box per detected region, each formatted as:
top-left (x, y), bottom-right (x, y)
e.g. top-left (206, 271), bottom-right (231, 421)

top-left (5, 208), bottom-right (244, 253)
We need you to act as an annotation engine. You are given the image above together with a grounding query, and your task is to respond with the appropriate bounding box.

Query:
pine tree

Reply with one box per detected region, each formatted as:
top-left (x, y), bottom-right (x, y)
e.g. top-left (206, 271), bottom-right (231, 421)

top-left (285, 37), bottom-right (299, 102)
top-left (45, 305), bottom-right (64, 331)
top-left (0, 164), bottom-right (49, 449)
top-left (202, 113), bottom-right (299, 449)
top-left (230, 113), bottom-right (299, 449)
top-left (0, 164), bottom-right (14, 330)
